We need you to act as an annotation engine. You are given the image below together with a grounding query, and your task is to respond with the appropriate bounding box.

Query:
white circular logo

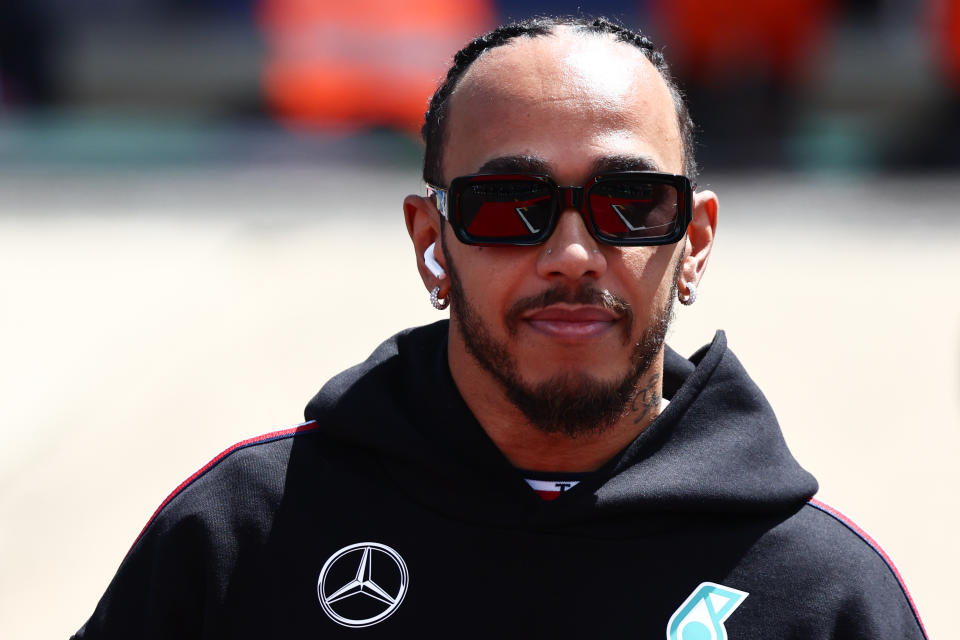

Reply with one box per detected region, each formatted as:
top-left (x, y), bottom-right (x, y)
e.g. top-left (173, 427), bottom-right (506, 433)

top-left (317, 542), bottom-right (409, 628)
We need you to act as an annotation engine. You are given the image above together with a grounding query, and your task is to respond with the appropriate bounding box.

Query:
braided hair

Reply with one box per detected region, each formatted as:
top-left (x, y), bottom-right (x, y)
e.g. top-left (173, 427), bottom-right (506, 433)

top-left (421, 16), bottom-right (697, 186)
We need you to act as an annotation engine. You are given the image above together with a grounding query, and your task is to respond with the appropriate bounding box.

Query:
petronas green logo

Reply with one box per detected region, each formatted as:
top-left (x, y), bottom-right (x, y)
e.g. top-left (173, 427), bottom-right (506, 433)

top-left (666, 582), bottom-right (749, 640)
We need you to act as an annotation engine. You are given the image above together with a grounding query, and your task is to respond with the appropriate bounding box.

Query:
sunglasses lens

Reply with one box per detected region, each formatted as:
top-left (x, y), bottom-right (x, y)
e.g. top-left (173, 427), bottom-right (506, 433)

top-left (588, 180), bottom-right (681, 241)
top-left (447, 173), bottom-right (688, 246)
top-left (456, 178), bottom-right (553, 242)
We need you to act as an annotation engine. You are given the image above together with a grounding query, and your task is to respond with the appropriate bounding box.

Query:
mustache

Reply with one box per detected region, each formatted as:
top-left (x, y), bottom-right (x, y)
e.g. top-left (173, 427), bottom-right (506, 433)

top-left (505, 284), bottom-right (632, 335)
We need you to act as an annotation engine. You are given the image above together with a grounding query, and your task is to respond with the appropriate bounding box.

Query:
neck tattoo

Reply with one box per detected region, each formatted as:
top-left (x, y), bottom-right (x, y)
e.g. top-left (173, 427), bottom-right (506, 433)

top-left (631, 372), bottom-right (662, 426)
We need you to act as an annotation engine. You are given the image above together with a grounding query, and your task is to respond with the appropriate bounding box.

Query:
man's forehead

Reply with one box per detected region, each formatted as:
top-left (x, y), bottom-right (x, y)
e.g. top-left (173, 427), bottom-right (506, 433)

top-left (442, 28), bottom-right (683, 182)
top-left (453, 28), bottom-right (660, 103)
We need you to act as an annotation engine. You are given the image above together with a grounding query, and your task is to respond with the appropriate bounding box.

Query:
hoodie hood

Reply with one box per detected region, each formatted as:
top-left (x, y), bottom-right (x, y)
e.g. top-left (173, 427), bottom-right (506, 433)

top-left (304, 321), bottom-right (817, 527)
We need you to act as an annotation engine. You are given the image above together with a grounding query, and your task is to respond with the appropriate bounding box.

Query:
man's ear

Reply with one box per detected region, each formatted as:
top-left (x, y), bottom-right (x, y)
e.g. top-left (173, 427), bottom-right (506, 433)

top-left (681, 189), bottom-right (719, 287)
top-left (403, 194), bottom-right (448, 291)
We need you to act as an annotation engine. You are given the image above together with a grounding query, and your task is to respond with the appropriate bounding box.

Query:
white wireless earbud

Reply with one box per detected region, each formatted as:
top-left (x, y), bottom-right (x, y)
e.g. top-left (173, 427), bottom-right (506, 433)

top-left (423, 242), bottom-right (446, 279)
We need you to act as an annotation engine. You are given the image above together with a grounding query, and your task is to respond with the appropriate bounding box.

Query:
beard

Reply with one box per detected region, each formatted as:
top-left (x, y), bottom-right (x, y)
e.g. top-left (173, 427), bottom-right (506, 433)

top-left (442, 242), bottom-right (680, 438)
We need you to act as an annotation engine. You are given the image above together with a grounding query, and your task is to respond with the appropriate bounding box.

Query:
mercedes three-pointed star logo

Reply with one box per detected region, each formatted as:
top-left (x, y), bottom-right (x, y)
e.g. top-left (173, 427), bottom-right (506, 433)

top-left (317, 542), bottom-right (409, 628)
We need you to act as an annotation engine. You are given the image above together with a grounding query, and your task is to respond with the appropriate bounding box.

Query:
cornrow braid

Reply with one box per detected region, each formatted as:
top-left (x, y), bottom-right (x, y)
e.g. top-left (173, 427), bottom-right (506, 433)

top-left (421, 16), bottom-right (698, 186)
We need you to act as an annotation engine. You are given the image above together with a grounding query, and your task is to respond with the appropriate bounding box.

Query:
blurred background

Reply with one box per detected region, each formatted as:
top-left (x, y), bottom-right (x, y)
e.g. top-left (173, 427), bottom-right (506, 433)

top-left (1, 1), bottom-right (957, 638)
top-left (3, 0), bottom-right (960, 170)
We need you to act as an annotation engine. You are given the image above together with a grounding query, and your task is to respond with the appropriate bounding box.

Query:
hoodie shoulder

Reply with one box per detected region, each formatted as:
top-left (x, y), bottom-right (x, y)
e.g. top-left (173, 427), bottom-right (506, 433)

top-left (718, 498), bottom-right (929, 639)
top-left (132, 422), bottom-right (323, 548)
top-left (801, 499), bottom-right (928, 637)
top-left (73, 422), bottom-right (325, 639)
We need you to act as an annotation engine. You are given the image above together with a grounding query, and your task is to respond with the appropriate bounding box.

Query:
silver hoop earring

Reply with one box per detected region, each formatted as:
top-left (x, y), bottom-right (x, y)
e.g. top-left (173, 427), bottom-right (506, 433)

top-left (678, 282), bottom-right (697, 306)
top-left (430, 286), bottom-right (449, 310)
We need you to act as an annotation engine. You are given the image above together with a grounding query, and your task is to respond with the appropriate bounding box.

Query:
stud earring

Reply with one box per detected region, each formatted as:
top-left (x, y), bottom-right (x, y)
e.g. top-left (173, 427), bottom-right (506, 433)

top-left (430, 286), bottom-right (449, 310)
top-left (678, 282), bottom-right (697, 306)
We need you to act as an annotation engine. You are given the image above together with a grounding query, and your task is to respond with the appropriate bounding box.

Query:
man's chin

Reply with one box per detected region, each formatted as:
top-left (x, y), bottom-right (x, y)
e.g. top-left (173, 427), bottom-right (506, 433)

top-left (501, 370), bottom-right (640, 437)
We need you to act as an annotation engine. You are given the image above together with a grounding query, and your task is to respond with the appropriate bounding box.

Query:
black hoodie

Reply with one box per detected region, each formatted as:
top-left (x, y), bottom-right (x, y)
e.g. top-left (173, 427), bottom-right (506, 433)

top-left (73, 321), bottom-right (927, 638)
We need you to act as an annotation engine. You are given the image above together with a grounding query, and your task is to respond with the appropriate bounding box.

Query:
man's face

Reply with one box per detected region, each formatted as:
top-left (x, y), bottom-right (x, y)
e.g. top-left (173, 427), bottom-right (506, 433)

top-left (439, 31), bottom-right (689, 435)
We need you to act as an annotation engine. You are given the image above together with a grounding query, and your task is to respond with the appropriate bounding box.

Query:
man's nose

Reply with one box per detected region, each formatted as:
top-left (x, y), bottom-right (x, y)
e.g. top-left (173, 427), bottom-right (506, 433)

top-left (536, 208), bottom-right (607, 281)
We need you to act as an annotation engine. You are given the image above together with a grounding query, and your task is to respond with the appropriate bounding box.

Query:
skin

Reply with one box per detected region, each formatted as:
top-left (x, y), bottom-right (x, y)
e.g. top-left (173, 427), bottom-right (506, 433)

top-left (404, 28), bottom-right (719, 472)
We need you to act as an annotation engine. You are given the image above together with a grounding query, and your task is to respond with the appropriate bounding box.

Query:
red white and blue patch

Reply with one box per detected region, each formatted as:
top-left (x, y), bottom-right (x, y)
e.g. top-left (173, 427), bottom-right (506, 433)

top-left (524, 478), bottom-right (581, 501)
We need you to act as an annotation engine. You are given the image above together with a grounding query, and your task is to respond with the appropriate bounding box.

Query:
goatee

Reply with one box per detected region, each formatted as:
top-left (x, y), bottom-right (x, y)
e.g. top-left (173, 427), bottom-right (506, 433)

top-left (443, 243), bottom-right (679, 438)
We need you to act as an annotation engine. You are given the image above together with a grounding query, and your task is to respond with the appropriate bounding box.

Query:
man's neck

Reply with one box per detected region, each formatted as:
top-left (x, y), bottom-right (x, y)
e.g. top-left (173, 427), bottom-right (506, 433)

top-left (448, 343), bottom-right (665, 473)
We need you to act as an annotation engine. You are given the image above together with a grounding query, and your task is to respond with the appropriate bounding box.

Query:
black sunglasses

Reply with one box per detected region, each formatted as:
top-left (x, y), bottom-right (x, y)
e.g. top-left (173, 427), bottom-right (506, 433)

top-left (427, 172), bottom-right (693, 247)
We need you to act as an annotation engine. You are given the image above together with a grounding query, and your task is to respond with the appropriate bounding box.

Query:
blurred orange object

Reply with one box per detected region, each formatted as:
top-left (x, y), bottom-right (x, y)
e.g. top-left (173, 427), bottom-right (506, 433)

top-left (259, 0), bottom-right (494, 133)
top-left (929, 0), bottom-right (960, 91)
top-left (650, 0), bottom-right (835, 82)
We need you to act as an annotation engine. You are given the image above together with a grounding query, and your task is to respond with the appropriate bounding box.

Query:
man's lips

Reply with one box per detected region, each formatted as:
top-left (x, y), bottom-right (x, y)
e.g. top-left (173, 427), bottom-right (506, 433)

top-left (522, 305), bottom-right (620, 339)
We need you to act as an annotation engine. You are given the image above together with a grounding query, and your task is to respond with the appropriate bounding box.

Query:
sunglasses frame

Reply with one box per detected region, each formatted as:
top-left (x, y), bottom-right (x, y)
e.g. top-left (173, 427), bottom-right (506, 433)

top-left (427, 171), bottom-right (694, 247)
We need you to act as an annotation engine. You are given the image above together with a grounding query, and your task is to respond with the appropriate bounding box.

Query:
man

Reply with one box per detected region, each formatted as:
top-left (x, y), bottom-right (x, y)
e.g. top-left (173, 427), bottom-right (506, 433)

top-left (74, 16), bottom-right (927, 638)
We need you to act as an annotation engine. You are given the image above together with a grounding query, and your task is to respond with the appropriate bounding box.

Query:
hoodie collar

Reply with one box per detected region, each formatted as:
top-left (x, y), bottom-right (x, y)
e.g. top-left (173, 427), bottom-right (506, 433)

top-left (304, 321), bottom-right (817, 527)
